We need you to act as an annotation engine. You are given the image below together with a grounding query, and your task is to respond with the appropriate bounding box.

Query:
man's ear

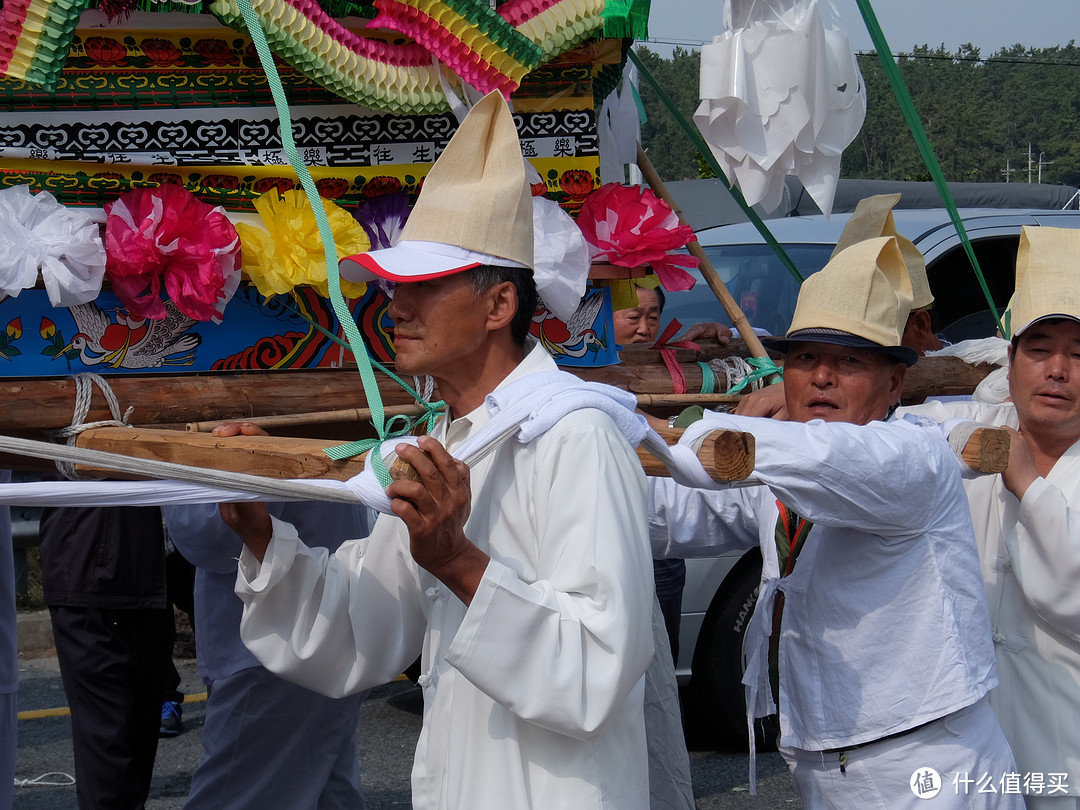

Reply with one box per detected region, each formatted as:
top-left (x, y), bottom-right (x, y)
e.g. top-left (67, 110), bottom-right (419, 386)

top-left (888, 362), bottom-right (907, 405)
top-left (485, 281), bottom-right (518, 333)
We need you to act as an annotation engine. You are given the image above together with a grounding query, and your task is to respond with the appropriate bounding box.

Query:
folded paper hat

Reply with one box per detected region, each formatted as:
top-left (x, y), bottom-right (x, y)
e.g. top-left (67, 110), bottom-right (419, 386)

top-left (831, 193), bottom-right (933, 310)
top-left (765, 235), bottom-right (918, 366)
top-left (1005, 225), bottom-right (1080, 337)
top-left (340, 90), bottom-right (534, 282)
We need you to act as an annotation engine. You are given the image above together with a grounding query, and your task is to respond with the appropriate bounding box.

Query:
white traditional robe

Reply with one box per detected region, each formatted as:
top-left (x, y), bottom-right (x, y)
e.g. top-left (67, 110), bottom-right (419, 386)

top-left (236, 345), bottom-right (656, 810)
top-left (901, 400), bottom-right (1080, 798)
top-left (650, 413), bottom-right (999, 750)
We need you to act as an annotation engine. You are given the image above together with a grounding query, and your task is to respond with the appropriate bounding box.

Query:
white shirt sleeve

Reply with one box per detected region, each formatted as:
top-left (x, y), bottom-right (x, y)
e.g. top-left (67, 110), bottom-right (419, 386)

top-left (236, 515), bottom-right (429, 697)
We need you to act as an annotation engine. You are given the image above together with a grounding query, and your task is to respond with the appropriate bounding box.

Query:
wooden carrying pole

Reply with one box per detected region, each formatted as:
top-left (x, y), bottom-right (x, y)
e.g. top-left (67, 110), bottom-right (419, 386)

top-left (69, 424), bottom-right (1010, 485)
top-left (636, 143), bottom-right (774, 364)
top-left (72, 425), bottom-right (757, 484)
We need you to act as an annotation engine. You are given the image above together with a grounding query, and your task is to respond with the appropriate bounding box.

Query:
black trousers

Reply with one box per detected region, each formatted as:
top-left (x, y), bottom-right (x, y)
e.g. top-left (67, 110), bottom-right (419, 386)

top-left (50, 605), bottom-right (176, 810)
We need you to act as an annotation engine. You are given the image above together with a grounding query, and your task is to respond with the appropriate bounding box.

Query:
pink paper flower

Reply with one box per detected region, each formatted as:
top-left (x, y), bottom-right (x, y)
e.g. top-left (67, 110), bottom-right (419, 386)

top-left (576, 184), bottom-right (700, 292)
top-left (104, 185), bottom-right (241, 323)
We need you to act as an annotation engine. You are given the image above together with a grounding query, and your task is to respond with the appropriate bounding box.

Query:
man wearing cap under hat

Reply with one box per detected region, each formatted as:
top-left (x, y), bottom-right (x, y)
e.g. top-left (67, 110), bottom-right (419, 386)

top-left (223, 91), bottom-right (657, 810)
top-left (898, 225), bottom-right (1080, 809)
top-left (735, 192), bottom-right (944, 420)
top-left (649, 236), bottom-right (1021, 808)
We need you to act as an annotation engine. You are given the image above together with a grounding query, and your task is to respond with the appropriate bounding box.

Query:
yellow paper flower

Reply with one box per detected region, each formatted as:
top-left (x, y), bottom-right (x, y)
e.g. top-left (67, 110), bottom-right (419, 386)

top-left (236, 189), bottom-right (371, 299)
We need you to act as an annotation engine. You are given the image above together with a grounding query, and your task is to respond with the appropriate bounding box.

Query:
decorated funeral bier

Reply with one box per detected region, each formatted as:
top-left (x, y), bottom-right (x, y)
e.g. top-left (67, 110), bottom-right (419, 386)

top-left (0, 0), bottom-right (996, 475)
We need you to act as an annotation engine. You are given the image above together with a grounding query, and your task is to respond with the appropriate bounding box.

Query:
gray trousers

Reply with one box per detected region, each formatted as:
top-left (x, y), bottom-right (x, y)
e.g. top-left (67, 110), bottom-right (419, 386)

top-left (185, 666), bottom-right (366, 810)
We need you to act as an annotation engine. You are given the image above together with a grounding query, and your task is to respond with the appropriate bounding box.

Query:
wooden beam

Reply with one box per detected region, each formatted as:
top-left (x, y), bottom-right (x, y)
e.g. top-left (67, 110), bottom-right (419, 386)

top-left (72, 425), bottom-right (757, 484)
top-left (962, 427), bottom-right (1010, 474)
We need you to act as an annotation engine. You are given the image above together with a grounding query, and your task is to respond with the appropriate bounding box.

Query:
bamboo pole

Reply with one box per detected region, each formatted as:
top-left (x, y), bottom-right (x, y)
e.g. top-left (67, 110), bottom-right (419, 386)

top-left (636, 143), bottom-right (776, 371)
top-left (180, 393), bottom-right (746, 433)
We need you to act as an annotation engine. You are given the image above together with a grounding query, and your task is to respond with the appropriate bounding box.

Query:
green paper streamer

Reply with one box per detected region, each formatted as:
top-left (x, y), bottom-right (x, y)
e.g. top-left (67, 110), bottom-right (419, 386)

top-left (236, 0), bottom-right (395, 484)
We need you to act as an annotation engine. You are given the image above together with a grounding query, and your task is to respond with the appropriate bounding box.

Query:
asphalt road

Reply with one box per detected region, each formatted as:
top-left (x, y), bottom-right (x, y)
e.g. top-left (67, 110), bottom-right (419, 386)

top-left (14, 654), bottom-right (801, 809)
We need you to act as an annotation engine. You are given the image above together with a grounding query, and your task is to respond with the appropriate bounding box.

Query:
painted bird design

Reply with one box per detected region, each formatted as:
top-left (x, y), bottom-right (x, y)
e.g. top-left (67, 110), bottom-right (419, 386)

top-left (57, 301), bottom-right (201, 369)
top-left (532, 289), bottom-right (606, 359)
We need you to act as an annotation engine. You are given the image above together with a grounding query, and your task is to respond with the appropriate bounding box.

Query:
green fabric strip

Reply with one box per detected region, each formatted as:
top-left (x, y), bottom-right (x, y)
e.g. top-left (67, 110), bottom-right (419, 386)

top-left (727, 357), bottom-right (783, 394)
top-left (854, 0), bottom-right (1004, 336)
top-left (696, 360), bottom-right (715, 394)
top-left (627, 48), bottom-right (804, 285)
top-left (600, 0), bottom-right (649, 41)
top-left (236, 0), bottom-right (394, 485)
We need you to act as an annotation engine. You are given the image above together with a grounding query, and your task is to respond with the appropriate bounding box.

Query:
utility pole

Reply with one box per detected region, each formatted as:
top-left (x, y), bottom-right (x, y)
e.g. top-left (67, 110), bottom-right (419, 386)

top-left (1027, 143), bottom-right (1033, 183)
top-left (1038, 152), bottom-right (1054, 184)
top-left (1002, 160), bottom-right (1015, 183)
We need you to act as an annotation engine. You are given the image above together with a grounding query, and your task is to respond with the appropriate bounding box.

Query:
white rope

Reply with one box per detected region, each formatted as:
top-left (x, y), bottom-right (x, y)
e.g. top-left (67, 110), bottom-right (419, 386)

top-left (14, 771), bottom-right (76, 787)
top-left (45, 373), bottom-right (135, 480)
top-left (707, 355), bottom-right (767, 395)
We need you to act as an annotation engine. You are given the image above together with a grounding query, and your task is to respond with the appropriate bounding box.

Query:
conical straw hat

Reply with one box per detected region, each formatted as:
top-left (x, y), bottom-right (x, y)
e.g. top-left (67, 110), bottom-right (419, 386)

top-left (341, 91), bottom-right (533, 282)
top-left (831, 193), bottom-right (933, 310)
top-left (1005, 225), bottom-right (1080, 337)
top-left (765, 235), bottom-right (918, 366)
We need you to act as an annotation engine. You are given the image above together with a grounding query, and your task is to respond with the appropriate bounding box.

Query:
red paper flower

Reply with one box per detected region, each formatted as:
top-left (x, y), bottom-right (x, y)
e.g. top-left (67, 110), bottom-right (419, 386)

top-left (575, 184), bottom-right (701, 292)
top-left (104, 184), bottom-right (242, 323)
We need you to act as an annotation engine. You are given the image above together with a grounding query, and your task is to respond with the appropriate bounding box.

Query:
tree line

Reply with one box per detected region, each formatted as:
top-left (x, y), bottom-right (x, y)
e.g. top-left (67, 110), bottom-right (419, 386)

top-left (636, 43), bottom-right (1080, 189)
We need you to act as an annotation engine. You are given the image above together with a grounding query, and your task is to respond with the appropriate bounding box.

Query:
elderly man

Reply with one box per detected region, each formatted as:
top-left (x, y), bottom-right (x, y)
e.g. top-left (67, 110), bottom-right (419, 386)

top-left (650, 236), bottom-right (1020, 809)
top-left (900, 225), bottom-right (1080, 809)
top-left (222, 91), bottom-right (655, 810)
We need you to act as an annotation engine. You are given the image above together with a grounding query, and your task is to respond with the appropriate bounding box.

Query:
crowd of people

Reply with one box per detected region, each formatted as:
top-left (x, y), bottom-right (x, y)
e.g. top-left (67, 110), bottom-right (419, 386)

top-left (3, 91), bottom-right (1078, 810)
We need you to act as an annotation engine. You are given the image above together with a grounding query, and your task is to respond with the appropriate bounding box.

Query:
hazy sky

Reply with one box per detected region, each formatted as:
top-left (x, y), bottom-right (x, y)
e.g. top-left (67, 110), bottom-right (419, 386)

top-left (644, 0), bottom-right (1080, 56)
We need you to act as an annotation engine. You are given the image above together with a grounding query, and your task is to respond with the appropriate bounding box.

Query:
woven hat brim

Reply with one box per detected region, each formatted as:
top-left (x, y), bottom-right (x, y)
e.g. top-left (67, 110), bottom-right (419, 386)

top-left (763, 328), bottom-right (918, 367)
top-left (340, 241), bottom-right (527, 283)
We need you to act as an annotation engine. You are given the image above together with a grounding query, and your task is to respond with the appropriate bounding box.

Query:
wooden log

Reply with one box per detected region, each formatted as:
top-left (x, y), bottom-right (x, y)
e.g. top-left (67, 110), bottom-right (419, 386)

top-left (73, 427), bottom-right (366, 481)
top-left (962, 427), bottom-right (1010, 474)
top-left (0, 353), bottom-right (995, 436)
top-left (71, 425), bottom-right (757, 483)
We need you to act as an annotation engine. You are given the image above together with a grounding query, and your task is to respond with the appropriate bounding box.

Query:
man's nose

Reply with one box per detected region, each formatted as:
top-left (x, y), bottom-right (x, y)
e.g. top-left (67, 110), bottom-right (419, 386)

top-left (1046, 350), bottom-right (1070, 380)
top-left (810, 361), bottom-right (836, 386)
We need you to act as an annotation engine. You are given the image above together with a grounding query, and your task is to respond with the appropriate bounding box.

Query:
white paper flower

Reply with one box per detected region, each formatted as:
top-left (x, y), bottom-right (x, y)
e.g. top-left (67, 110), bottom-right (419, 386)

top-left (0, 185), bottom-right (106, 306)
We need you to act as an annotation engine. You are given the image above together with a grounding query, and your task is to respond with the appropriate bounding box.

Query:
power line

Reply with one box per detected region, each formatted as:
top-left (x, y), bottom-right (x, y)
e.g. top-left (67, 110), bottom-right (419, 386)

top-left (639, 40), bottom-right (1080, 69)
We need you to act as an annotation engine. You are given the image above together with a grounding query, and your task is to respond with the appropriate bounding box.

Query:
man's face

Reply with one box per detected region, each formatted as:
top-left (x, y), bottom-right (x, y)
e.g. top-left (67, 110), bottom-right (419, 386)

top-left (783, 341), bottom-right (905, 425)
top-left (613, 286), bottom-right (662, 345)
top-left (387, 273), bottom-right (494, 380)
top-left (1008, 319), bottom-right (1080, 442)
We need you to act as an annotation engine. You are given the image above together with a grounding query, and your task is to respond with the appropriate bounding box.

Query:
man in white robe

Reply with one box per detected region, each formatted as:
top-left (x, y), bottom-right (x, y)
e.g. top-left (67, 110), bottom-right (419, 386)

top-left (650, 236), bottom-right (1022, 809)
top-left (222, 91), bottom-right (656, 810)
top-left (899, 226), bottom-right (1080, 809)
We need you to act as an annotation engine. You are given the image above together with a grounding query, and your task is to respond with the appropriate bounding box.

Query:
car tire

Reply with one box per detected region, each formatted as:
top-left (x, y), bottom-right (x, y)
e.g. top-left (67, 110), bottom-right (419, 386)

top-left (685, 548), bottom-right (778, 750)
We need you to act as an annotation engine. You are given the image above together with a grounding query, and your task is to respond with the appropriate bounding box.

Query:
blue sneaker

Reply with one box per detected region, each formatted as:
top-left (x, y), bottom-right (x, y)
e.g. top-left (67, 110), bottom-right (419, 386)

top-left (159, 701), bottom-right (182, 738)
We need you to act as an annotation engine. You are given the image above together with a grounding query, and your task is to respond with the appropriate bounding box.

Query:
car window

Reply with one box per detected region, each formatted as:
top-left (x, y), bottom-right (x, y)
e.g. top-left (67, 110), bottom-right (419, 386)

top-left (664, 245), bottom-right (834, 336)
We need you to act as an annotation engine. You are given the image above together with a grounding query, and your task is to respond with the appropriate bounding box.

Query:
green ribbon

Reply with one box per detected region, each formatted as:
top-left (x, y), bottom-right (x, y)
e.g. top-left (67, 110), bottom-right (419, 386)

top-left (696, 360), bottom-right (716, 394)
top-left (235, 0), bottom-right (394, 484)
top-left (854, 0), bottom-right (1004, 337)
top-left (727, 357), bottom-right (783, 395)
top-left (627, 48), bottom-right (805, 285)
